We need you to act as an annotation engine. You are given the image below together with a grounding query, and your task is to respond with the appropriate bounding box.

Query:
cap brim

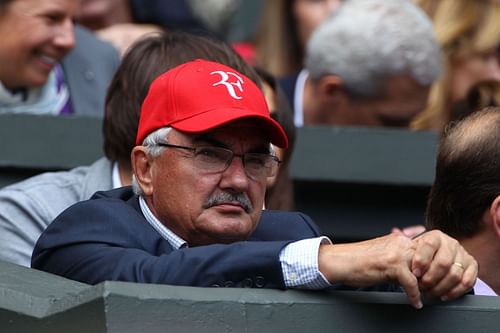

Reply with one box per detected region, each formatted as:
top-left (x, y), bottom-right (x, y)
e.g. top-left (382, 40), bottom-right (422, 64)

top-left (170, 108), bottom-right (289, 148)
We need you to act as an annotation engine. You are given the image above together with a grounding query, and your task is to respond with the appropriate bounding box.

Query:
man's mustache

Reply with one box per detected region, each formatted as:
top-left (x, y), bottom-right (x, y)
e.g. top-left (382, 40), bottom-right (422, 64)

top-left (203, 192), bottom-right (253, 213)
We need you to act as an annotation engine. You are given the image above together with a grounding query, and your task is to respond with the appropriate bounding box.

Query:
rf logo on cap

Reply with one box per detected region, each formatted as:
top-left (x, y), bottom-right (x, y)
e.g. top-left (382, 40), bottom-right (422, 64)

top-left (210, 71), bottom-right (244, 100)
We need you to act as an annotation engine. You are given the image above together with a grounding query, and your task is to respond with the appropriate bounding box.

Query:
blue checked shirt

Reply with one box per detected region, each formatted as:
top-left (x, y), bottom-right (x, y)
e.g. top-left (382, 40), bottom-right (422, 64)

top-left (139, 197), bottom-right (331, 289)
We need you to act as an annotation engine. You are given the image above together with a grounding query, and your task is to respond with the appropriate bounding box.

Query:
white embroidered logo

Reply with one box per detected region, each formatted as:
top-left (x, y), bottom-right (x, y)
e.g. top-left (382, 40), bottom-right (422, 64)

top-left (210, 71), bottom-right (244, 99)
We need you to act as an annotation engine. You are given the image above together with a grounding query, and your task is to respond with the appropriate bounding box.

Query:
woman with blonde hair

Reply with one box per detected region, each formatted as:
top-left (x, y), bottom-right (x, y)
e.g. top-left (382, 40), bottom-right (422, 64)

top-left (412, 0), bottom-right (500, 131)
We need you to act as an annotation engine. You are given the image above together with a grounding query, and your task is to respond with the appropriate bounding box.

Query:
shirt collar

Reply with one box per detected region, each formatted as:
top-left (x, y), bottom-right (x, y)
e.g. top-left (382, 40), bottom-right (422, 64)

top-left (293, 69), bottom-right (309, 127)
top-left (474, 277), bottom-right (498, 296)
top-left (111, 162), bottom-right (122, 189)
top-left (139, 196), bottom-right (188, 250)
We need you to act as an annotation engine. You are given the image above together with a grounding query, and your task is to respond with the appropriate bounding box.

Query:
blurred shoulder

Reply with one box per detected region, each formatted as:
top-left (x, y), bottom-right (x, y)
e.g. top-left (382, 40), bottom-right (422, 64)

top-left (73, 25), bottom-right (118, 58)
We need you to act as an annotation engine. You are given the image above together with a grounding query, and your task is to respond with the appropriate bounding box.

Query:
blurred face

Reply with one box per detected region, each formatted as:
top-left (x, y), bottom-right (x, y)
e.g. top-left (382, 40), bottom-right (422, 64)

top-left (345, 75), bottom-right (430, 127)
top-left (450, 49), bottom-right (500, 103)
top-left (142, 121), bottom-right (270, 246)
top-left (0, 0), bottom-right (78, 89)
top-left (292, 0), bottom-right (342, 49)
top-left (75, 0), bottom-right (128, 30)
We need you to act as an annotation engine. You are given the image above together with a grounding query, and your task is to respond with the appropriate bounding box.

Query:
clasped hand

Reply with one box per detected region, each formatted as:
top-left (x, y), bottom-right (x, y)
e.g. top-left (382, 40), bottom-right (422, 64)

top-left (318, 230), bottom-right (478, 309)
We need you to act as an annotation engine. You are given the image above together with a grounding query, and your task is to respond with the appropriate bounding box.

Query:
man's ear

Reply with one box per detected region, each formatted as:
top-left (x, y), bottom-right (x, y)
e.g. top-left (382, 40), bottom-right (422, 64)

top-left (316, 74), bottom-right (345, 99)
top-left (490, 195), bottom-right (500, 237)
top-left (131, 146), bottom-right (154, 196)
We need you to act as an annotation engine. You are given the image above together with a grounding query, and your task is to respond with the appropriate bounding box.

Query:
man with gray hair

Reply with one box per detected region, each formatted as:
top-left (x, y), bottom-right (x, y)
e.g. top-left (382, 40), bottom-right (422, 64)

top-left (280, 0), bottom-right (441, 127)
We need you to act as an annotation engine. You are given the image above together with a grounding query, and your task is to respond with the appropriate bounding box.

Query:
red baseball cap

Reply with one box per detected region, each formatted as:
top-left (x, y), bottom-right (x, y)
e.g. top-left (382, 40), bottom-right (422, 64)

top-left (136, 59), bottom-right (288, 148)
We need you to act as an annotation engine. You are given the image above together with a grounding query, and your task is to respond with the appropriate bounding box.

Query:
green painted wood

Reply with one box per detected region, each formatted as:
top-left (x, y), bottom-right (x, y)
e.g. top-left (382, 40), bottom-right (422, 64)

top-left (291, 126), bottom-right (438, 186)
top-left (0, 262), bottom-right (499, 333)
top-left (0, 114), bottom-right (103, 171)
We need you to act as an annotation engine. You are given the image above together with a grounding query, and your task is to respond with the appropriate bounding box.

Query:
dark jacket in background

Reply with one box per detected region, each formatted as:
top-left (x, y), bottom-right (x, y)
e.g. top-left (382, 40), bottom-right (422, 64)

top-left (63, 25), bottom-right (120, 116)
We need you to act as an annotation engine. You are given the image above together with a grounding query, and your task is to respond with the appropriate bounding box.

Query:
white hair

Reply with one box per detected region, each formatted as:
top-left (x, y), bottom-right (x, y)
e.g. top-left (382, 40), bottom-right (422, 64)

top-left (132, 127), bottom-right (172, 196)
top-left (305, 0), bottom-right (441, 97)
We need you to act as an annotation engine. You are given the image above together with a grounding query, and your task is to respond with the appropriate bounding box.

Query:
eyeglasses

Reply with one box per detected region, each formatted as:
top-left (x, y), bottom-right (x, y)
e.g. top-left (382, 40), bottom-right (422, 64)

top-left (156, 142), bottom-right (281, 180)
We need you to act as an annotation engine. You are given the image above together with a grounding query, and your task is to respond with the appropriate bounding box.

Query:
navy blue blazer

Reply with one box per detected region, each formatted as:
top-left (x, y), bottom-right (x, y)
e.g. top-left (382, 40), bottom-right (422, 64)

top-left (32, 187), bottom-right (321, 289)
top-left (278, 72), bottom-right (300, 116)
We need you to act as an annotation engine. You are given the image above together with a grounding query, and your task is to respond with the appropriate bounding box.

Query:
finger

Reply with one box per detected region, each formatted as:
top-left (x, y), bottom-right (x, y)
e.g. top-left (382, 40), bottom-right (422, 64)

top-left (440, 256), bottom-right (478, 301)
top-left (411, 231), bottom-right (442, 279)
top-left (414, 231), bottom-right (459, 288)
top-left (423, 253), bottom-right (464, 297)
top-left (398, 268), bottom-right (423, 309)
top-left (391, 227), bottom-right (403, 235)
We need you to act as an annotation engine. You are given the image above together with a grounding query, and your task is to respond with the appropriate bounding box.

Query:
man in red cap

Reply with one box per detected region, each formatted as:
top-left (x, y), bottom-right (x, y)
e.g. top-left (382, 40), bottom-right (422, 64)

top-left (33, 60), bottom-right (477, 309)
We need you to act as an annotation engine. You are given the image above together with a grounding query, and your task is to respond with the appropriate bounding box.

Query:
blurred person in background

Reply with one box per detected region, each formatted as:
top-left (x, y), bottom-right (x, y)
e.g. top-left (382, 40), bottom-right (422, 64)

top-left (75, 0), bottom-right (162, 56)
top-left (0, 0), bottom-right (119, 116)
top-left (425, 107), bottom-right (500, 296)
top-left (255, 0), bottom-right (342, 77)
top-left (411, 0), bottom-right (500, 131)
top-left (187, 0), bottom-right (240, 37)
top-left (281, 0), bottom-right (441, 128)
top-left (450, 80), bottom-right (500, 122)
top-left (75, 0), bottom-right (230, 56)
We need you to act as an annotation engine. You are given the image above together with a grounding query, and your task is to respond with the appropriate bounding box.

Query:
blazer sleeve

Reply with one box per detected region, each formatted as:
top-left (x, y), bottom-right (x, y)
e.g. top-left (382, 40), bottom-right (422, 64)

top-left (32, 198), bottom-right (318, 289)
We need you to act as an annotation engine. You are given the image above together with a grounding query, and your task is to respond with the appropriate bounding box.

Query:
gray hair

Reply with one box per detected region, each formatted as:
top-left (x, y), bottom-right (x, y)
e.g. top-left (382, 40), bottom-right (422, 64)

top-left (132, 127), bottom-right (172, 196)
top-left (305, 0), bottom-right (441, 97)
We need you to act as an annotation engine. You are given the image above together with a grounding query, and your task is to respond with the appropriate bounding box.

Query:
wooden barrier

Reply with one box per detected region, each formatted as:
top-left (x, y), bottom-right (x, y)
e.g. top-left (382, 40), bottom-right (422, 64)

top-left (0, 261), bottom-right (498, 333)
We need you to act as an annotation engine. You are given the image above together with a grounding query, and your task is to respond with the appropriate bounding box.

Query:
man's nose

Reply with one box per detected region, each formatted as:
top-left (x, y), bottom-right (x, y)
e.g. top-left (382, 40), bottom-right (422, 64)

top-left (219, 156), bottom-right (250, 192)
top-left (53, 19), bottom-right (76, 51)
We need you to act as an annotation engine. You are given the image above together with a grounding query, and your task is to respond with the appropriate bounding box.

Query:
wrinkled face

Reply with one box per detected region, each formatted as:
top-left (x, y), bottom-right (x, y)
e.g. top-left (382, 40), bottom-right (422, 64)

top-left (451, 49), bottom-right (500, 103)
top-left (292, 0), bottom-right (342, 50)
top-left (347, 75), bottom-right (430, 127)
top-left (144, 121), bottom-right (270, 246)
top-left (0, 0), bottom-right (78, 90)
